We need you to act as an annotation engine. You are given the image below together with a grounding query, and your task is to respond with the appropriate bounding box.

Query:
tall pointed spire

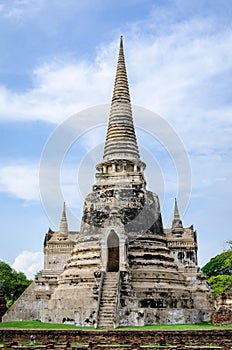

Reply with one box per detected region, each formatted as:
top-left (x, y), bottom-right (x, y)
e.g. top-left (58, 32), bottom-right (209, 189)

top-left (103, 36), bottom-right (140, 161)
top-left (59, 202), bottom-right (68, 235)
top-left (172, 198), bottom-right (183, 229)
top-left (111, 36), bottom-right (130, 103)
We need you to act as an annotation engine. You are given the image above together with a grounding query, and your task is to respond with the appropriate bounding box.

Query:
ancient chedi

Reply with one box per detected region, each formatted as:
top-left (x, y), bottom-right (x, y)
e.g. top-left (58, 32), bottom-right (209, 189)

top-left (3, 37), bottom-right (213, 327)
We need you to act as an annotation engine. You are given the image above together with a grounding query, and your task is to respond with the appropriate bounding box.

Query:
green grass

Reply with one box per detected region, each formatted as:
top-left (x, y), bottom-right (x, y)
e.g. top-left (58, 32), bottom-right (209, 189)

top-left (0, 320), bottom-right (94, 329)
top-left (117, 322), bottom-right (232, 330)
top-left (0, 320), bottom-right (232, 330)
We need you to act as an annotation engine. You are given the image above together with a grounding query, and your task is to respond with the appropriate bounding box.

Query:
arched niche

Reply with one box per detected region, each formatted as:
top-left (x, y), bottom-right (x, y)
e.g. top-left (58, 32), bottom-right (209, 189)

top-left (107, 230), bottom-right (119, 272)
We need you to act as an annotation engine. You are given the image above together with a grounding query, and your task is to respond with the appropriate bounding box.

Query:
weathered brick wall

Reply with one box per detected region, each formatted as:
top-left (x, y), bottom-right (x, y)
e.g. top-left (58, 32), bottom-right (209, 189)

top-left (213, 305), bottom-right (232, 325)
top-left (213, 290), bottom-right (232, 326)
top-left (0, 329), bottom-right (232, 346)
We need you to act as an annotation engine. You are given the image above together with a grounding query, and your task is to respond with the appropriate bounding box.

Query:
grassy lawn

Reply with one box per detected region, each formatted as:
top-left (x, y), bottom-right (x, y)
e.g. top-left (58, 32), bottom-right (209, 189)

top-left (0, 320), bottom-right (232, 330)
top-left (117, 322), bottom-right (232, 330)
top-left (0, 320), bottom-right (94, 329)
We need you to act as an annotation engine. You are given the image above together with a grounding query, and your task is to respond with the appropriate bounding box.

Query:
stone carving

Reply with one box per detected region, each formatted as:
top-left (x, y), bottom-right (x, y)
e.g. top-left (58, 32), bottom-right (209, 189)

top-left (2, 37), bottom-right (213, 327)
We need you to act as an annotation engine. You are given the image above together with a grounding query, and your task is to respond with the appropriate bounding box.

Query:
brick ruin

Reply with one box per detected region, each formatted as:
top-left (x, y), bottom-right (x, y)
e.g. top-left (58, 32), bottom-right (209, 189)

top-left (213, 284), bottom-right (232, 325)
top-left (1, 329), bottom-right (232, 348)
top-left (2, 37), bottom-right (213, 327)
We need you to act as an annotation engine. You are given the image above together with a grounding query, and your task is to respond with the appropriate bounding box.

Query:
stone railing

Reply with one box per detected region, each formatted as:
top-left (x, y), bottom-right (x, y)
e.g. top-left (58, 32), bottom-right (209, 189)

top-left (94, 272), bottom-right (104, 328)
top-left (113, 271), bottom-right (121, 328)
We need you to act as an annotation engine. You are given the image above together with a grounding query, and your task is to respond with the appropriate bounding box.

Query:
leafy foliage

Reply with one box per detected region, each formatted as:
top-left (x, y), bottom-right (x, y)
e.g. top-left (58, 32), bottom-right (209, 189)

top-left (202, 250), bottom-right (232, 279)
top-left (202, 243), bottom-right (232, 296)
top-left (207, 275), bottom-right (232, 296)
top-left (0, 261), bottom-right (31, 308)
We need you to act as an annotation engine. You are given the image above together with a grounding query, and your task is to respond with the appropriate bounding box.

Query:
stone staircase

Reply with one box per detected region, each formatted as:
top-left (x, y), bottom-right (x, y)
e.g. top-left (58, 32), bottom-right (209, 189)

top-left (97, 272), bottom-right (119, 328)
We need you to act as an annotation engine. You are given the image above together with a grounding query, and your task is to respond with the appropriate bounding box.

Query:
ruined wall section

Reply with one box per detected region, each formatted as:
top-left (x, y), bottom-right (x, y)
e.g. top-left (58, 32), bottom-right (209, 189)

top-left (164, 225), bottom-right (213, 320)
top-left (43, 238), bottom-right (102, 326)
top-left (165, 226), bottom-right (198, 269)
top-left (213, 286), bottom-right (232, 325)
top-left (43, 229), bottom-right (76, 275)
top-left (3, 229), bottom-right (77, 322)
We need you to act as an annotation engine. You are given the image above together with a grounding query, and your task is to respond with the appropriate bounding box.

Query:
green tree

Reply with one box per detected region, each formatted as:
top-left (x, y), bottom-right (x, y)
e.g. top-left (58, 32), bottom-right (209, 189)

top-left (202, 242), bottom-right (232, 296)
top-left (202, 250), bottom-right (232, 278)
top-left (0, 261), bottom-right (31, 308)
top-left (207, 275), bottom-right (232, 296)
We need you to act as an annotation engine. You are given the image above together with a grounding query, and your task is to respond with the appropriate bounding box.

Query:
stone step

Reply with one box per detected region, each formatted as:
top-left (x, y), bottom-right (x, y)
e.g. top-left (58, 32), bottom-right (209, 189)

top-left (98, 308), bottom-right (115, 312)
top-left (103, 284), bottom-right (117, 287)
top-left (98, 309), bottom-right (115, 313)
top-left (99, 312), bottom-right (114, 316)
top-left (100, 300), bottom-right (115, 304)
top-left (100, 299), bottom-right (116, 303)
top-left (98, 319), bottom-right (114, 324)
top-left (97, 273), bottom-right (119, 328)
top-left (102, 289), bottom-right (117, 293)
top-left (101, 296), bottom-right (116, 299)
top-left (102, 293), bottom-right (116, 296)
top-left (104, 278), bottom-right (117, 281)
top-left (104, 279), bottom-right (117, 282)
top-left (101, 297), bottom-right (116, 300)
top-left (103, 284), bottom-right (117, 288)
top-left (99, 305), bottom-right (115, 309)
top-left (98, 319), bottom-right (114, 323)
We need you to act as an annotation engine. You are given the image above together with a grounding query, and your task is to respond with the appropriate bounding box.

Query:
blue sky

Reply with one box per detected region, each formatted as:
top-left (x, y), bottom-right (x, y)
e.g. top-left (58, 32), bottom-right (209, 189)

top-left (0, 0), bottom-right (231, 278)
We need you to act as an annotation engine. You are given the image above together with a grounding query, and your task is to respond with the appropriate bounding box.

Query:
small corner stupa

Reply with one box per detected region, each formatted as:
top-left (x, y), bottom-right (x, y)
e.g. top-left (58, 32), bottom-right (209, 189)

top-left (3, 37), bottom-right (213, 327)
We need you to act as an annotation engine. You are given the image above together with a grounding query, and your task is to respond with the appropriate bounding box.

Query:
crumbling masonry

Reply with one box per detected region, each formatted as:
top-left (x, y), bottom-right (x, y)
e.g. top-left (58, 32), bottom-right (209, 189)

top-left (3, 37), bottom-right (213, 327)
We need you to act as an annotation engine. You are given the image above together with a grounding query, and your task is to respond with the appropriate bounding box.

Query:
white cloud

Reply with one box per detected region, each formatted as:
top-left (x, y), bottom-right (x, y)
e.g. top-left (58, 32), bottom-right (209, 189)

top-left (0, 163), bottom-right (39, 201)
top-left (0, 15), bottom-right (231, 156)
top-left (12, 251), bottom-right (43, 279)
top-left (0, 0), bottom-right (43, 20)
top-left (0, 58), bottom-right (114, 123)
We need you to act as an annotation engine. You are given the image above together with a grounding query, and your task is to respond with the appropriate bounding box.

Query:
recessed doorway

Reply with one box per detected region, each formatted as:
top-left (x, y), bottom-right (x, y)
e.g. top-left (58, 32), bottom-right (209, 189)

top-left (107, 230), bottom-right (119, 272)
